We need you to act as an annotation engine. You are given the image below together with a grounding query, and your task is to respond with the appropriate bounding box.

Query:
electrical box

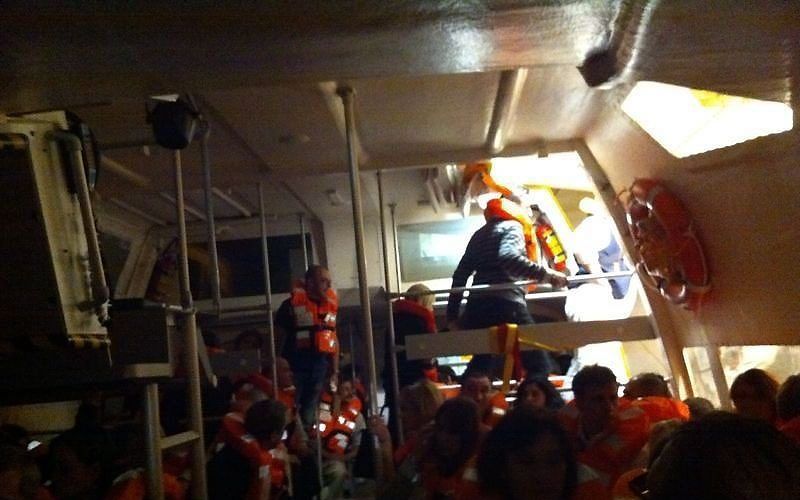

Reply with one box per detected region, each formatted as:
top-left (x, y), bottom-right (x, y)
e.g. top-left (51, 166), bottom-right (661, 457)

top-left (0, 112), bottom-right (108, 349)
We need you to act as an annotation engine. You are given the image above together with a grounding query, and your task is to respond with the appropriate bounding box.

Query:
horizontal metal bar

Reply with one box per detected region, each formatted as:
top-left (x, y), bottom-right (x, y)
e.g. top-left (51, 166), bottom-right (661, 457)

top-left (121, 363), bottom-right (173, 379)
top-left (405, 315), bottom-right (654, 360)
top-left (165, 305), bottom-right (196, 315)
top-left (160, 431), bottom-right (200, 451)
top-left (433, 290), bottom-right (568, 306)
top-left (389, 271), bottom-right (635, 299)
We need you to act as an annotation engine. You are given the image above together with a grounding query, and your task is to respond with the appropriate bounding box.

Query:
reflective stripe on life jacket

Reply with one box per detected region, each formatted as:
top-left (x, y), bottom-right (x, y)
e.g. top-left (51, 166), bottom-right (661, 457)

top-left (290, 286), bottom-right (338, 353)
top-left (317, 393), bottom-right (363, 455)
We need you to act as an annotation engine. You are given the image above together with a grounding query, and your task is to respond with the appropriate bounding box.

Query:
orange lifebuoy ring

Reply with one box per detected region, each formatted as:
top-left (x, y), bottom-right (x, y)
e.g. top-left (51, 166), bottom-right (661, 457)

top-left (625, 179), bottom-right (710, 310)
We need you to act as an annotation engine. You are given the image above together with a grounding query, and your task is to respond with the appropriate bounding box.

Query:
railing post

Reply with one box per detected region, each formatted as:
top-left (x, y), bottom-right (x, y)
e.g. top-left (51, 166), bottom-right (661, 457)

top-left (338, 87), bottom-right (383, 481)
top-left (377, 171), bottom-right (404, 444)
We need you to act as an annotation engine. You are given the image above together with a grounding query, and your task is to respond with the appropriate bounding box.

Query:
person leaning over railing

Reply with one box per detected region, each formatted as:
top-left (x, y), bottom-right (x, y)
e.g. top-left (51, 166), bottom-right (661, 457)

top-left (446, 192), bottom-right (567, 379)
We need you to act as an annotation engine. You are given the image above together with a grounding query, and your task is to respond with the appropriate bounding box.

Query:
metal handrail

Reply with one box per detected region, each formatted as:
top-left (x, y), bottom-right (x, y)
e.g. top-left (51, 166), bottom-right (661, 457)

top-left (387, 270), bottom-right (635, 299)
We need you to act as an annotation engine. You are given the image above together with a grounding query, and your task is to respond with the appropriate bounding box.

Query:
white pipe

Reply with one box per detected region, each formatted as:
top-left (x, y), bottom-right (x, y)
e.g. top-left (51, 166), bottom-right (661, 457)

top-left (212, 187), bottom-right (252, 217)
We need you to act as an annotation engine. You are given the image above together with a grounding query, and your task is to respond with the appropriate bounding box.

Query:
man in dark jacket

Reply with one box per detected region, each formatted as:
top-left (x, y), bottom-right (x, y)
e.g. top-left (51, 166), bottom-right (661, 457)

top-left (447, 194), bottom-right (567, 377)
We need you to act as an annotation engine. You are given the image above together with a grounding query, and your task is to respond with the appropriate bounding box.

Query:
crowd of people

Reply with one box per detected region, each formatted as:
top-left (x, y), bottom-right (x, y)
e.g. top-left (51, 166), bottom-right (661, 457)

top-left (2, 190), bottom-right (799, 499)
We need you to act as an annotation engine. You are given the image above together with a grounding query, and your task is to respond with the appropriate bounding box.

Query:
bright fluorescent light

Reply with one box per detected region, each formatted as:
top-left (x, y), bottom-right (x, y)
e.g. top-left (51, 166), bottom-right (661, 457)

top-left (622, 81), bottom-right (793, 158)
top-left (488, 152), bottom-right (593, 191)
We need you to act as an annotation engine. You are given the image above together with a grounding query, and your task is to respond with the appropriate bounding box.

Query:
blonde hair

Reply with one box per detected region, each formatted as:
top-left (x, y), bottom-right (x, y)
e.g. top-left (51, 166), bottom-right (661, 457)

top-left (406, 283), bottom-right (434, 310)
top-left (400, 379), bottom-right (444, 424)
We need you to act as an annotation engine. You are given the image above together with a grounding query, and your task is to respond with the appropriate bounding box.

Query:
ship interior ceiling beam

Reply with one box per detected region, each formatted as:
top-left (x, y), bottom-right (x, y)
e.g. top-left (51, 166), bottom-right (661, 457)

top-left (107, 197), bottom-right (167, 227)
top-left (211, 187), bottom-right (252, 218)
top-left (158, 192), bottom-right (206, 221)
top-left (487, 68), bottom-right (529, 154)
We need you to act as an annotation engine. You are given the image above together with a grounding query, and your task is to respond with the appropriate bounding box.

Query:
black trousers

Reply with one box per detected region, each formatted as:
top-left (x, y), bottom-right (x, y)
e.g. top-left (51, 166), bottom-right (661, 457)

top-left (460, 296), bottom-right (555, 378)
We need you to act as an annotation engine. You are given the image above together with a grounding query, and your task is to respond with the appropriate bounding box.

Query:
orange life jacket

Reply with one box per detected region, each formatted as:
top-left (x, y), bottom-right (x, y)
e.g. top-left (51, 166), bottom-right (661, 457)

top-left (610, 467), bottom-right (646, 500)
top-left (317, 392), bottom-right (363, 455)
top-left (630, 396), bottom-right (690, 424)
top-left (482, 391), bottom-right (510, 428)
top-left (484, 198), bottom-right (538, 263)
top-left (290, 286), bottom-right (338, 353)
top-left (104, 469), bottom-right (185, 500)
top-left (213, 412), bottom-right (288, 492)
top-left (422, 455), bottom-right (481, 500)
top-left (559, 399), bottom-right (650, 489)
top-left (575, 464), bottom-right (613, 500)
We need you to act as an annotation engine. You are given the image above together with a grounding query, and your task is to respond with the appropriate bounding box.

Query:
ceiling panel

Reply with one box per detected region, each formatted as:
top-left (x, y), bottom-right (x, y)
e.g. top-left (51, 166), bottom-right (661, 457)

top-left (354, 72), bottom-right (499, 164)
top-left (201, 85), bottom-right (347, 174)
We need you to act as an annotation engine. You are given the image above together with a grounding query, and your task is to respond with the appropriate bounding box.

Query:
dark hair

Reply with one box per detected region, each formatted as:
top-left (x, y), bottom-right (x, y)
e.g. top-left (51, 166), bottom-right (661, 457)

top-left (304, 264), bottom-right (328, 282)
top-left (515, 377), bottom-right (565, 410)
top-left (777, 374), bottom-right (800, 421)
top-left (245, 399), bottom-right (288, 442)
top-left (572, 365), bottom-right (617, 398)
top-left (0, 423), bottom-right (30, 448)
top-left (234, 329), bottom-right (264, 350)
top-left (461, 369), bottom-right (490, 383)
top-left (729, 368), bottom-right (779, 401)
top-left (625, 372), bottom-right (671, 398)
top-left (477, 406), bottom-right (577, 500)
top-left (50, 428), bottom-right (115, 492)
top-left (682, 397), bottom-right (715, 420)
top-left (647, 412), bottom-right (800, 500)
top-left (427, 397), bottom-right (482, 477)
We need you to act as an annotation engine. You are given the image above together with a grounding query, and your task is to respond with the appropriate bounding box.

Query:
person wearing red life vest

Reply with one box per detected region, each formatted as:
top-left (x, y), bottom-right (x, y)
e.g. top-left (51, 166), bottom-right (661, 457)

top-left (623, 372), bottom-right (690, 424)
top-left (275, 265), bottom-right (339, 427)
top-left (211, 376), bottom-right (291, 498)
top-left (208, 399), bottom-right (289, 500)
top-left (460, 370), bottom-right (509, 428)
top-left (558, 365), bottom-right (649, 491)
top-left (446, 170), bottom-right (567, 379)
top-left (315, 374), bottom-right (365, 500)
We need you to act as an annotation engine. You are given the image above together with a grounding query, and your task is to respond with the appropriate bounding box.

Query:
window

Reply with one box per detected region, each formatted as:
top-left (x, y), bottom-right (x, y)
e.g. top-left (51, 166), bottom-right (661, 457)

top-left (622, 81), bottom-right (793, 158)
top-left (398, 217), bottom-right (485, 282)
top-left (188, 234), bottom-right (312, 298)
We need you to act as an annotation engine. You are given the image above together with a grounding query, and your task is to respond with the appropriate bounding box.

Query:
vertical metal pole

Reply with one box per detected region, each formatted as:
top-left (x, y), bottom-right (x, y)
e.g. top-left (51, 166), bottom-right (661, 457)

top-left (377, 171), bottom-right (404, 444)
top-left (389, 203), bottom-right (401, 291)
top-left (174, 150), bottom-right (208, 500)
top-left (706, 344), bottom-right (732, 409)
top-left (259, 183), bottom-right (279, 386)
top-left (143, 383), bottom-right (165, 500)
top-left (200, 123), bottom-right (222, 314)
top-left (299, 213), bottom-right (309, 270)
top-left (338, 87), bottom-right (383, 481)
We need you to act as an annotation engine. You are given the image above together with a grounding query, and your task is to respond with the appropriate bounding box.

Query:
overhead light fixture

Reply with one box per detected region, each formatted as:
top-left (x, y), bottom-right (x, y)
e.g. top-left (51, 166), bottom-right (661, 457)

top-left (622, 81), bottom-right (794, 158)
top-left (325, 189), bottom-right (345, 206)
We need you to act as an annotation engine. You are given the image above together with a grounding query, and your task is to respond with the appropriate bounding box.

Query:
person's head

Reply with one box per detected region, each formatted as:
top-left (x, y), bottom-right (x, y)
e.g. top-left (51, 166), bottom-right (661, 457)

top-left (729, 368), bottom-right (779, 423)
top-left (0, 424), bottom-right (30, 450)
top-left (623, 372), bottom-right (672, 399)
top-left (777, 374), bottom-right (800, 422)
top-left (478, 406), bottom-right (577, 500)
top-left (572, 365), bottom-right (619, 434)
top-left (682, 397), bottom-right (715, 420)
top-left (232, 376), bottom-right (269, 413)
top-left (234, 329), bottom-right (263, 351)
top-left (263, 356), bottom-right (294, 389)
top-left (245, 399), bottom-right (288, 450)
top-left (515, 377), bottom-right (565, 410)
top-left (399, 379), bottom-right (444, 433)
top-left (49, 429), bottom-right (114, 499)
top-left (461, 370), bottom-right (492, 412)
top-left (429, 397), bottom-right (482, 476)
top-left (406, 283), bottom-right (434, 310)
top-left (304, 265), bottom-right (331, 302)
top-left (647, 412), bottom-right (800, 500)
top-left (202, 330), bottom-right (222, 349)
top-left (0, 445), bottom-right (41, 500)
top-left (338, 371), bottom-right (357, 401)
